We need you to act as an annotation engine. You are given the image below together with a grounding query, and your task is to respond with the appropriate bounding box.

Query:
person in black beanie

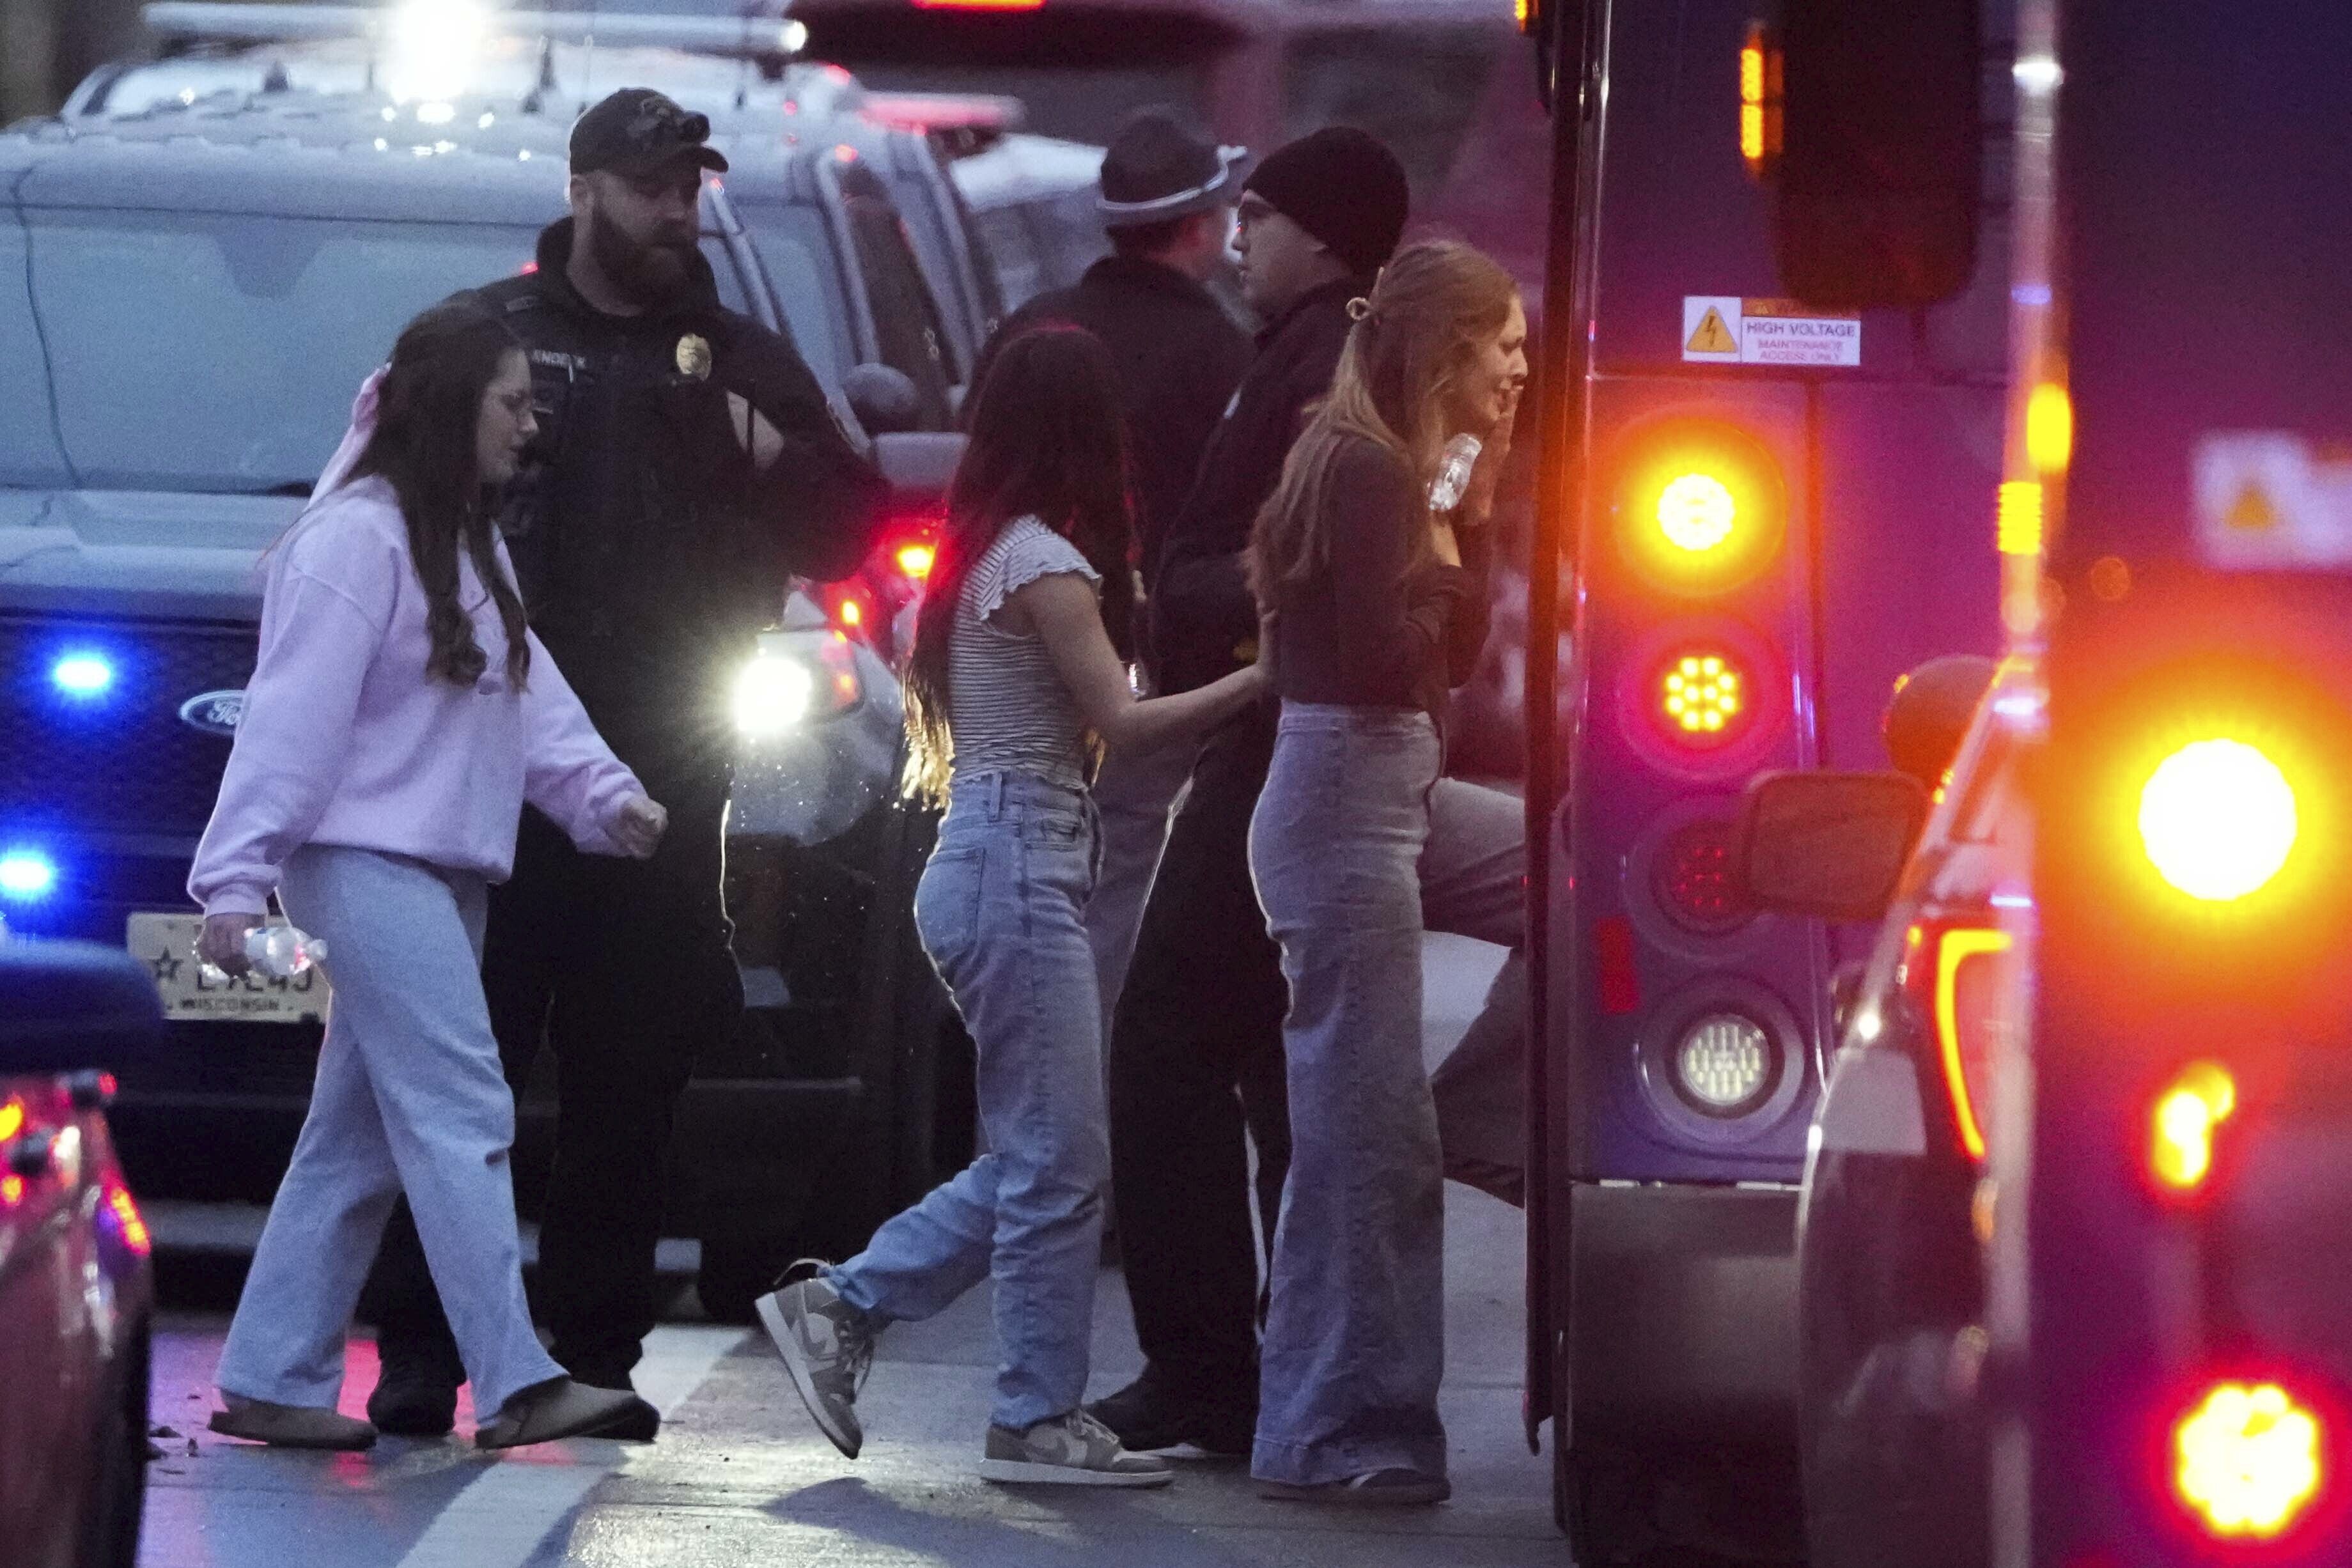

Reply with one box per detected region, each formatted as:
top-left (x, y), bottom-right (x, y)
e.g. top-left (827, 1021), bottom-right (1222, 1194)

top-left (1091, 127), bottom-right (1401, 1454)
top-left (1096, 125), bottom-right (1535, 1460)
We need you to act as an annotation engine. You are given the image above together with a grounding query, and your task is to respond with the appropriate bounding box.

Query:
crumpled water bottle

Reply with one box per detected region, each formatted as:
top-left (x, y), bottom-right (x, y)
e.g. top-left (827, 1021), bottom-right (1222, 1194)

top-left (1429, 432), bottom-right (1484, 512)
top-left (199, 924), bottom-right (328, 985)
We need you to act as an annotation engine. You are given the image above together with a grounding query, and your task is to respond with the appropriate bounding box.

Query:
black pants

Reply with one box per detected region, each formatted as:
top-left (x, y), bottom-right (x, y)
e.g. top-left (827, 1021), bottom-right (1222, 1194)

top-left (362, 768), bottom-right (741, 1389)
top-left (1107, 700), bottom-right (1289, 1416)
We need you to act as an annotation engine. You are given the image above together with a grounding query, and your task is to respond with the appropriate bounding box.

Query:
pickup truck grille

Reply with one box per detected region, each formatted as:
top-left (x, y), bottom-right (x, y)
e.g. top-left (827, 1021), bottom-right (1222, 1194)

top-left (0, 615), bottom-right (256, 835)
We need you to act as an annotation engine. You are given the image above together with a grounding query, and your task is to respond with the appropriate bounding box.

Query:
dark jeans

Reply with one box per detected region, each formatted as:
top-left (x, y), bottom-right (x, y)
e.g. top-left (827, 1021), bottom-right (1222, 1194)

top-left (1107, 701), bottom-right (1290, 1413)
top-left (361, 766), bottom-right (741, 1389)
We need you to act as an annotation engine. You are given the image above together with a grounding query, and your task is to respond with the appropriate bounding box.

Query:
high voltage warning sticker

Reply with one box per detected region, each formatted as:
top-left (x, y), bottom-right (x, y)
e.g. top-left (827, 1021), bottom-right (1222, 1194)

top-left (2194, 433), bottom-right (2352, 568)
top-left (1682, 296), bottom-right (1862, 366)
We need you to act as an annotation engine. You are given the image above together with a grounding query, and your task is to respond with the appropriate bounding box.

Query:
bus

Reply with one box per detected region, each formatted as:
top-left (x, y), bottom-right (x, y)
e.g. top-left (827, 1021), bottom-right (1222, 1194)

top-left (1517, 0), bottom-right (2007, 1557)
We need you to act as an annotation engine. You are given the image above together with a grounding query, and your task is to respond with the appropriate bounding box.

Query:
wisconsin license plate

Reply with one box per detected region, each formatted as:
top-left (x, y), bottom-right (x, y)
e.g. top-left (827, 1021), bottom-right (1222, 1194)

top-left (125, 912), bottom-right (329, 1024)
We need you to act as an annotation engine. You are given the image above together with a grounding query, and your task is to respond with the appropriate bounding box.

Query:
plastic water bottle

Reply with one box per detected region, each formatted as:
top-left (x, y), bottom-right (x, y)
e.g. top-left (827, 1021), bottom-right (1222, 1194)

top-left (1429, 433), bottom-right (1484, 512)
top-left (199, 924), bottom-right (328, 985)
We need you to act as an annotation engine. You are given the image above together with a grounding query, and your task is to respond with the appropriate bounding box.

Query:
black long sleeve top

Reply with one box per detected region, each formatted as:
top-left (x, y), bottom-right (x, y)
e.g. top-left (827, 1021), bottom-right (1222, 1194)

top-left (1264, 435), bottom-right (1493, 720)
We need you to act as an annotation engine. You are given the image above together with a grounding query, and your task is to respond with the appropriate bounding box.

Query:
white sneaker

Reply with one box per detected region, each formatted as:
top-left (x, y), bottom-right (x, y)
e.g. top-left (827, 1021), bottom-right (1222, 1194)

top-left (977, 1409), bottom-right (1175, 1488)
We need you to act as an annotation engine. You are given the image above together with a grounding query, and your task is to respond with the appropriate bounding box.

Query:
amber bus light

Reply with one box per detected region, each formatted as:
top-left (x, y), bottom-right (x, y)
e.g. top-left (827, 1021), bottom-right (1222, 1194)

top-left (2138, 737), bottom-right (2300, 903)
top-left (1613, 423), bottom-right (1787, 596)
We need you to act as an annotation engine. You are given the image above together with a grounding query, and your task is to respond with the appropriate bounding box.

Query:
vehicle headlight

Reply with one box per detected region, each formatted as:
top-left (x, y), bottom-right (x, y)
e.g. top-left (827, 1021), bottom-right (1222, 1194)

top-left (1672, 1012), bottom-right (1773, 1115)
top-left (732, 632), bottom-right (866, 740)
top-left (734, 653), bottom-right (815, 737)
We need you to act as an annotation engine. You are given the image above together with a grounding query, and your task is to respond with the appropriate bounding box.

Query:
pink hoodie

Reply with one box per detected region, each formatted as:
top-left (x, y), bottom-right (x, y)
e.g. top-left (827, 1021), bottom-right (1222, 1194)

top-left (189, 373), bottom-right (643, 918)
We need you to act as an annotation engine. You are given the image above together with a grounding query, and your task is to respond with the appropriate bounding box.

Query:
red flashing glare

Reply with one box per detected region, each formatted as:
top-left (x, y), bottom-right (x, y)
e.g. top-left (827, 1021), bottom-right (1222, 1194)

top-left (2173, 1379), bottom-right (2327, 1541)
top-left (914, 0), bottom-right (1047, 10)
top-left (1596, 917), bottom-right (1641, 1016)
top-left (823, 63), bottom-right (853, 84)
top-left (105, 1183), bottom-right (152, 1256)
top-left (783, 99), bottom-right (800, 116)
top-left (98, 1073), bottom-right (118, 1099)
top-left (895, 541), bottom-right (937, 580)
top-left (518, 260), bottom-right (538, 275)
top-left (834, 143), bottom-right (859, 165)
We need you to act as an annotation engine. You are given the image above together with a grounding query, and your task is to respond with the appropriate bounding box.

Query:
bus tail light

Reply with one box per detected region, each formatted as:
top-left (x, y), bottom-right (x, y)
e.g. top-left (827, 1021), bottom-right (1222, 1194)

top-left (2137, 737), bottom-right (2300, 904)
top-left (1614, 421), bottom-right (1787, 596)
top-left (1656, 648), bottom-right (1751, 746)
top-left (2172, 1380), bottom-right (2326, 1542)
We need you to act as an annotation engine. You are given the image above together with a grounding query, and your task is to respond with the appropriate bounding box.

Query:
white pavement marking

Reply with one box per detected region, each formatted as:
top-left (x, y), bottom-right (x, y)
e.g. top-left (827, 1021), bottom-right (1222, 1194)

top-left (391, 1326), bottom-right (747, 1568)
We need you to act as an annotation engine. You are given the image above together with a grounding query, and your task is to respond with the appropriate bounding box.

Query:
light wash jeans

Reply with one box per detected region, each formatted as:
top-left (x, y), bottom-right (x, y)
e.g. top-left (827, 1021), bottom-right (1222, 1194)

top-left (825, 770), bottom-right (1106, 1432)
top-left (215, 846), bottom-right (564, 1418)
top-left (1247, 702), bottom-right (1447, 1486)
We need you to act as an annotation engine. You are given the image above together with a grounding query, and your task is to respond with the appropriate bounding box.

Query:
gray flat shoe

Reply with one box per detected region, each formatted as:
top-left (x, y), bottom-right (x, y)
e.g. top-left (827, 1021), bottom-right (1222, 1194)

top-left (1258, 1468), bottom-right (1451, 1506)
top-left (475, 1378), bottom-right (653, 1451)
top-left (209, 1395), bottom-right (377, 1451)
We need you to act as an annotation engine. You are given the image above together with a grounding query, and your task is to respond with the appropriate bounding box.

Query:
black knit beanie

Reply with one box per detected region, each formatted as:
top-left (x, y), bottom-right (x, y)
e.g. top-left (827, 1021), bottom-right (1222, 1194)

top-left (1243, 127), bottom-right (1409, 278)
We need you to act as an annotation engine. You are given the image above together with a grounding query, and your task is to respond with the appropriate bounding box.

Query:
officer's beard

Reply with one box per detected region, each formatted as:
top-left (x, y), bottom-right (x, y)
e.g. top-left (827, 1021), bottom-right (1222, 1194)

top-left (586, 205), bottom-right (696, 307)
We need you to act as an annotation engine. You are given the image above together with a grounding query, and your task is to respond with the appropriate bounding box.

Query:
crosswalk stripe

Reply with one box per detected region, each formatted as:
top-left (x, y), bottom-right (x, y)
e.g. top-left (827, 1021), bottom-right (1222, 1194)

top-left (391, 1327), bottom-right (749, 1568)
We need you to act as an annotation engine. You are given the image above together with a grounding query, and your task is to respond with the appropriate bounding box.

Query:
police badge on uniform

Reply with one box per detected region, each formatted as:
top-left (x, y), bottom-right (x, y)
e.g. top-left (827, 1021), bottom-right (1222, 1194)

top-left (675, 334), bottom-right (713, 379)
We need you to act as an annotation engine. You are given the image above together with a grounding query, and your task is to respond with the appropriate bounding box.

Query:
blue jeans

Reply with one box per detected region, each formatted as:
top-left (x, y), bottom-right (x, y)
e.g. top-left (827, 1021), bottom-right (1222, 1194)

top-left (215, 846), bottom-right (565, 1418)
top-left (825, 770), bottom-right (1106, 1431)
top-left (1247, 703), bottom-right (1447, 1485)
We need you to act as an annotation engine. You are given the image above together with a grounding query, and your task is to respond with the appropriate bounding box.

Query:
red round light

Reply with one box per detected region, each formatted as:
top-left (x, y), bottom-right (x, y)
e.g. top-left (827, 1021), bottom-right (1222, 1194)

top-left (1655, 648), bottom-right (1752, 748)
top-left (1653, 819), bottom-right (1750, 934)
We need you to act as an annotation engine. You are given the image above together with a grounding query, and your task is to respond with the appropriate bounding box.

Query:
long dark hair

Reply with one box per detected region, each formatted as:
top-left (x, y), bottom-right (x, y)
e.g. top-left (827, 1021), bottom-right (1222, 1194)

top-left (349, 300), bottom-right (533, 688)
top-left (903, 325), bottom-right (1135, 800)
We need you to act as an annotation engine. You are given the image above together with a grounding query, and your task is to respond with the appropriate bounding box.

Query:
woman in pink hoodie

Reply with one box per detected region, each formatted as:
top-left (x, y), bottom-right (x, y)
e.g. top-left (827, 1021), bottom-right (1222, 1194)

top-left (189, 300), bottom-right (668, 1452)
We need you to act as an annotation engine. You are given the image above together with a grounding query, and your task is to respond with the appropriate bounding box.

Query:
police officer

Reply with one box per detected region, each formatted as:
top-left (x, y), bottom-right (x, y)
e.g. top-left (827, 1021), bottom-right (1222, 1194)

top-left (361, 88), bottom-right (887, 1439)
top-left (964, 109), bottom-right (1255, 1040)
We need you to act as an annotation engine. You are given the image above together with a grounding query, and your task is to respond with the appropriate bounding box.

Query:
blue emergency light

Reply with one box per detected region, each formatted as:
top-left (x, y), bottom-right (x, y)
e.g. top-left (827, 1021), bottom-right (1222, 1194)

top-left (51, 651), bottom-right (116, 699)
top-left (0, 850), bottom-right (58, 902)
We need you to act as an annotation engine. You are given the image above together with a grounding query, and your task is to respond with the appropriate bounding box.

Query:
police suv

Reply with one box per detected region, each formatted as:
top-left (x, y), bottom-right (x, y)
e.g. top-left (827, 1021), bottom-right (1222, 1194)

top-left (0, 95), bottom-right (971, 1317)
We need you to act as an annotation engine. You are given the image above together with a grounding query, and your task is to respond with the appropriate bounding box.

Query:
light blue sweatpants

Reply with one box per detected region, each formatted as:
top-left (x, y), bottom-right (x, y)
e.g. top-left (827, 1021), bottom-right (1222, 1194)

top-left (214, 845), bottom-right (563, 1418)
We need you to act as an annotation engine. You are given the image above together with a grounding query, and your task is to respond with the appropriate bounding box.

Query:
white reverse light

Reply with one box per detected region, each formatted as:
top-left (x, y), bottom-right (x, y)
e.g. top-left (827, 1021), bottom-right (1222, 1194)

top-left (1674, 1013), bottom-right (1772, 1114)
top-left (733, 653), bottom-right (814, 738)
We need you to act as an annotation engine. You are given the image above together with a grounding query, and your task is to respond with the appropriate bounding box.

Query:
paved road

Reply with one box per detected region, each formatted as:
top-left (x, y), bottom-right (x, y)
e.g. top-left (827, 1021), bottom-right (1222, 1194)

top-left (136, 938), bottom-right (1562, 1567)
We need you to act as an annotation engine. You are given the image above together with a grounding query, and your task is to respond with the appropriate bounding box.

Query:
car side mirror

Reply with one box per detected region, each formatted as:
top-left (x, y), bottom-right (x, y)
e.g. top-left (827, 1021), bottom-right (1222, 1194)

top-left (845, 362), bottom-right (923, 437)
top-left (1773, 0), bottom-right (1982, 309)
top-left (1734, 770), bottom-right (1929, 924)
top-left (0, 939), bottom-right (162, 1075)
top-left (871, 431), bottom-right (965, 510)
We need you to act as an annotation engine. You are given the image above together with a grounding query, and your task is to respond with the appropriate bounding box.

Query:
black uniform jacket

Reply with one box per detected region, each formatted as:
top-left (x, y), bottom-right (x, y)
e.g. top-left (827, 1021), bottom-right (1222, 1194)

top-left (474, 219), bottom-right (887, 764)
top-left (967, 255), bottom-right (1252, 593)
top-left (1149, 276), bottom-right (1370, 695)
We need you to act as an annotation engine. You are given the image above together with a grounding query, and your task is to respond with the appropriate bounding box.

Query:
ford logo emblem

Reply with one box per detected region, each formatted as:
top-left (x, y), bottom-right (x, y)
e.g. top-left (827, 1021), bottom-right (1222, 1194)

top-left (178, 690), bottom-right (245, 737)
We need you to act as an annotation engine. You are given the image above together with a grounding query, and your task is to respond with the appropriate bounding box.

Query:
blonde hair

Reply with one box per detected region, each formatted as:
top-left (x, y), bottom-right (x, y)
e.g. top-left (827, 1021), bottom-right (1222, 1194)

top-left (1249, 240), bottom-right (1518, 603)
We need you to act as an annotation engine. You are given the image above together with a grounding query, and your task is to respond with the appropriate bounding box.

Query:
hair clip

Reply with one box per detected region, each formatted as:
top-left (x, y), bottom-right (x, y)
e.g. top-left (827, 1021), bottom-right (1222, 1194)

top-left (1346, 297), bottom-right (1375, 323)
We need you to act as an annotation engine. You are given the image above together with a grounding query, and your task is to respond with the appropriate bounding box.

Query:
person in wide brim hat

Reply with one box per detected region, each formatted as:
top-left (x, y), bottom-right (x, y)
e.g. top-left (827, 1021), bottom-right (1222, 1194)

top-left (1096, 111), bottom-right (1254, 228)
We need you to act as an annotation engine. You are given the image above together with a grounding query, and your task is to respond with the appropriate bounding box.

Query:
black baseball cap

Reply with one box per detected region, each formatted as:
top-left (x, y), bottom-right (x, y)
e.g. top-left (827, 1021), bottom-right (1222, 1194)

top-left (570, 88), bottom-right (729, 178)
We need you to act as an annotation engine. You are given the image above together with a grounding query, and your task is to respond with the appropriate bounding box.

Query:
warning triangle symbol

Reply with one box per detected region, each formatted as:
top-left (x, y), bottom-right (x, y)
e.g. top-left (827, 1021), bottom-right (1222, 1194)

top-left (2225, 481), bottom-right (2280, 532)
top-left (1686, 307), bottom-right (1738, 355)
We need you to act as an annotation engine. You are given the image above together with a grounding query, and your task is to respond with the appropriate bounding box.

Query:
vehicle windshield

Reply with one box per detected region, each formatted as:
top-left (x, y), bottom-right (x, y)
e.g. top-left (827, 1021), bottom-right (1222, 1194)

top-left (733, 199), bottom-right (853, 389)
top-left (1, 208), bottom-right (749, 495)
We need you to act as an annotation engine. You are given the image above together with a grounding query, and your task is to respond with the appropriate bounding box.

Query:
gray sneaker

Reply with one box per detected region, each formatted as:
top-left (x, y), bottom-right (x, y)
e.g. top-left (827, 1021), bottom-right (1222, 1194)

top-left (755, 1262), bottom-right (876, 1459)
top-left (977, 1409), bottom-right (1175, 1488)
